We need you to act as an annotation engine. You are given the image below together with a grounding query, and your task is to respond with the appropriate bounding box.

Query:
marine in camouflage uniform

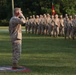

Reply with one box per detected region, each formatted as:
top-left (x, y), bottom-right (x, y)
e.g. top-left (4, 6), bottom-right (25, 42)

top-left (51, 15), bottom-right (55, 36)
top-left (53, 14), bottom-right (60, 37)
top-left (28, 16), bottom-right (32, 33)
top-left (64, 16), bottom-right (69, 39)
top-left (35, 15), bottom-right (40, 34)
top-left (59, 15), bottom-right (64, 36)
top-left (25, 17), bottom-right (29, 33)
top-left (32, 15), bottom-right (36, 34)
top-left (46, 14), bottom-right (52, 36)
top-left (67, 16), bottom-right (73, 39)
top-left (9, 8), bottom-right (25, 68)
top-left (43, 14), bottom-right (48, 35)
top-left (38, 15), bottom-right (43, 34)
top-left (40, 15), bottom-right (45, 35)
top-left (71, 15), bottom-right (76, 40)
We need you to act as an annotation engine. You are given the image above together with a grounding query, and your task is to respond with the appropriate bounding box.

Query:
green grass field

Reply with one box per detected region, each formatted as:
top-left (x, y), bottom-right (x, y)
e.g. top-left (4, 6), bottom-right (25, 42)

top-left (0, 27), bottom-right (76, 75)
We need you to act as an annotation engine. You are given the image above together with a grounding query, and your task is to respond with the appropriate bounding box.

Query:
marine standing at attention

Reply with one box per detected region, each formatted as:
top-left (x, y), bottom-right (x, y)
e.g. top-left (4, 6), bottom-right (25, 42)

top-left (9, 8), bottom-right (25, 69)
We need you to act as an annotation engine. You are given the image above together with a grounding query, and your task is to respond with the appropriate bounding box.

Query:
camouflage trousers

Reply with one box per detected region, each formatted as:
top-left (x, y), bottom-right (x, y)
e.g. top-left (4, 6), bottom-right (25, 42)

top-left (71, 27), bottom-right (76, 39)
top-left (53, 25), bottom-right (59, 37)
top-left (12, 40), bottom-right (22, 64)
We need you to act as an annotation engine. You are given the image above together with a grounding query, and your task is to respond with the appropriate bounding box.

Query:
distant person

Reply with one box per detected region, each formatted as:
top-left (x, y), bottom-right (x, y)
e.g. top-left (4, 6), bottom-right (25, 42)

top-left (53, 14), bottom-right (60, 37)
top-left (25, 17), bottom-right (29, 33)
top-left (71, 15), bottom-right (76, 40)
top-left (59, 15), bottom-right (64, 36)
top-left (67, 15), bottom-right (73, 39)
top-left (9, 7), bottom-right (25, 69)
top-left (64, 16), bottom-right (69, 39)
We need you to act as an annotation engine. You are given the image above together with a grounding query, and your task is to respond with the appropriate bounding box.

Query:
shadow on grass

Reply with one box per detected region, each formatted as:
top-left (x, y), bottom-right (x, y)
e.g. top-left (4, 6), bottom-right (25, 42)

top-left (25, 65), bottom-right (76, 74)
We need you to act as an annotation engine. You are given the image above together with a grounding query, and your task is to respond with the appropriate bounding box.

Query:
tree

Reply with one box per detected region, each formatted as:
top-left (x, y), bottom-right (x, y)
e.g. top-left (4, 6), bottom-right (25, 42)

top-left (59, 0), bottom-right (76, 15)
top-left (0, 0), bottom-right (76, 20)
top-left (0, 0), bottom-right (7, 20)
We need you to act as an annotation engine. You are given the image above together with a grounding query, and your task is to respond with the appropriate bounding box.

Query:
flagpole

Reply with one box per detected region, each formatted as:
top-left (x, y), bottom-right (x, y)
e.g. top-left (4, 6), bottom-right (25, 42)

top-left (12, 0), bottom-right (14, 16)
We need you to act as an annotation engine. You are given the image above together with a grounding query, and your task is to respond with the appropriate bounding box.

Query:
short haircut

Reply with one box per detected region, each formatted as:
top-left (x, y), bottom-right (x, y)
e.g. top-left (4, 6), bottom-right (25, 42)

top-left (14, 8), bottom-right (21, 13)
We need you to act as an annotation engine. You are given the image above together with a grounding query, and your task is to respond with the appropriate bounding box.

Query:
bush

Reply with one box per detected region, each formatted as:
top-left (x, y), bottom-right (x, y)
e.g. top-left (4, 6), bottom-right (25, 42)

top-left (0, 20), bottom-right (9, 26)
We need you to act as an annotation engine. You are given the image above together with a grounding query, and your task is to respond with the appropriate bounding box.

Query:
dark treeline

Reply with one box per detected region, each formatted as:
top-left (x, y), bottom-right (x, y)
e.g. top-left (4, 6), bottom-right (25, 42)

top-left (0, 0), bottom-right (76, 25)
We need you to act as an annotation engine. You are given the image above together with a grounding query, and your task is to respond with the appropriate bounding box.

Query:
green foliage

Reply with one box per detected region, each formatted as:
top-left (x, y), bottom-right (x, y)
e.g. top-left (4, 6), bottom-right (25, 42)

top-left (41, 7), bottom-right (51, 14)
top-left (60, 0), bottom-right (76, 15)
top-left (0, 0), bottom-right (76, 23)
top-left (0, 20), bottom-right (9, 26)
top-left (55, 4), bottom-right (61, 15)
top-left (0, 0), bottom-right (8, 19)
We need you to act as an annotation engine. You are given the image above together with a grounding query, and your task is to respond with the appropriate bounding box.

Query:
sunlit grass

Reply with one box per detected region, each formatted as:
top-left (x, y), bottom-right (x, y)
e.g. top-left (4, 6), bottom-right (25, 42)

top-left (0, 27), bottom-right (76, 75)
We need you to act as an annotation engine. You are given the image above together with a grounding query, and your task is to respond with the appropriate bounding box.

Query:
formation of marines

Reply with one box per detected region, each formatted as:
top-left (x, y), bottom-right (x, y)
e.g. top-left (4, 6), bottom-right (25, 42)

top-left (25, 14), bottom-right (76, 40)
